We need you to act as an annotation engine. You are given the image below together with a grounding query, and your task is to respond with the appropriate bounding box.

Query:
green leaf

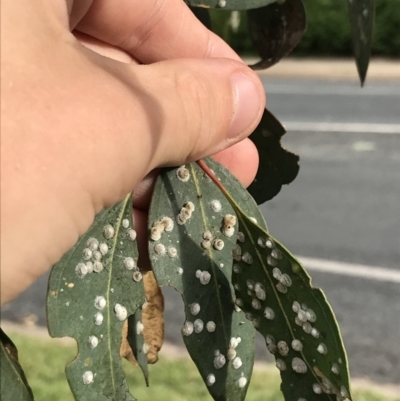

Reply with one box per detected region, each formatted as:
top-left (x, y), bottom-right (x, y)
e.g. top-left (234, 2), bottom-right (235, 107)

top-left (126, 309), bottom-right (149, 386)
top-left (204, 158), bottom-right (268, 229)
top-left (47, 194), bottom-right (145, 401)
top-left (197, 160), bottom-right (352, 401)
top-left (0, 329), bottom-right (34, 401)
top-left (148, 161), bottom-right (258, 401)
top-left (248, 109), bottom-right (300, 204)
top-left (232, 217), bottom-right (352, 400)
top-left (184, 0), bottom-right (276, 11)
top-left (247, 0), bottom-right (307, 70)
top-left (347, 0), bottom-right (374, 85)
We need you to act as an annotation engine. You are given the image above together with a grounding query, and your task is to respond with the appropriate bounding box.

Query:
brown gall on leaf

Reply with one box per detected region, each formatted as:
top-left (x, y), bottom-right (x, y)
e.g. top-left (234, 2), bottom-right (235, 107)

top-left (120, 271), bottom-right (164, 365)
top-left (247, 0), bottom-right (306, 70)
top-left (247, 109), bottom-right (300, 204)
top-left (141, 271), bottom-right (164, 364)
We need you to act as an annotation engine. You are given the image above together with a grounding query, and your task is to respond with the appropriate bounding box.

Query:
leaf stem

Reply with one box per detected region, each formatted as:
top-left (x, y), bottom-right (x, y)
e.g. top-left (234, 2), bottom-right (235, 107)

top-left (197, 159), bottom-right (248, 218)
top-left (196, 159), bottom-right (229, 196)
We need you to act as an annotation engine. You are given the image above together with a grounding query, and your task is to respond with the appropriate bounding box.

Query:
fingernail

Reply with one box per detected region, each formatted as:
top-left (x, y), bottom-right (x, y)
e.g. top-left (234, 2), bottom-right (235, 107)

top-left (228, 72), bottom-right (262, 139)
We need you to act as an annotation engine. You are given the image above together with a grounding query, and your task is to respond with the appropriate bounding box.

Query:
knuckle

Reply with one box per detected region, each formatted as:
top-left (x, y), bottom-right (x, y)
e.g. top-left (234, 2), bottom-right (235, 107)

top-left (176, 70), bottom-right (211, 107)
top-left (174, 70), bottom-right (217, 146)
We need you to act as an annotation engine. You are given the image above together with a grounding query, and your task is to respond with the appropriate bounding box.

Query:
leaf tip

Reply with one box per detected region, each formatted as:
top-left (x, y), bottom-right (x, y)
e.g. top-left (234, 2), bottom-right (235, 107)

top-left (357, 62), bottom-right (369, 87)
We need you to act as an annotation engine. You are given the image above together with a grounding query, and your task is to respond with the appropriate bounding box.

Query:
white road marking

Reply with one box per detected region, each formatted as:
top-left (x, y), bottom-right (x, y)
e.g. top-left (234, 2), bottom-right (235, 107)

top-left (298, 256), bottom-right (400, 283)
top-left (283, 122), bottom-right (400, 134)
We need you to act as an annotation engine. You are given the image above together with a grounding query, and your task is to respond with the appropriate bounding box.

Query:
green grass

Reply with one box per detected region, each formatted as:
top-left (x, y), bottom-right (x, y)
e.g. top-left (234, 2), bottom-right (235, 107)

top-left (7, 332), bottom-right (399, 401)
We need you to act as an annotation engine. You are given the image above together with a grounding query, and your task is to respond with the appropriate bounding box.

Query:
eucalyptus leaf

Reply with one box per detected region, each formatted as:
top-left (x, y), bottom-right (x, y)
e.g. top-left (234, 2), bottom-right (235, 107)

top-left (197, 160), bottom-right (352, 400)
top-left (148, 161), bottom-right (257, 401)
top-left (126, 309), bottom-right (149, 386)
top-left (247, 0), bottom-right (306, 70)
top-left (204, 158), bottom-right (268, 229)
top-left (346, 0), bottom-right (374, 85)
top-left (184, 0), bottom-right (276, 11)
top-left (0, 329), bottom-right (34, 401)
top-left (231, 215), bottom-right (352, 400)
top-left (47, 193), bottom-right (145, 401)
top-left (248, 109), bottom-right (300, 204)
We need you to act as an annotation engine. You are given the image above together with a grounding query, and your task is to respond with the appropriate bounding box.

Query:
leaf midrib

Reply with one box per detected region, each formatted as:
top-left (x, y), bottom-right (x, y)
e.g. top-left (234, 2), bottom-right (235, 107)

top-left (190, 164), bottom-right (229, 343)
top-left (106, 194), bottom-right (131, 398)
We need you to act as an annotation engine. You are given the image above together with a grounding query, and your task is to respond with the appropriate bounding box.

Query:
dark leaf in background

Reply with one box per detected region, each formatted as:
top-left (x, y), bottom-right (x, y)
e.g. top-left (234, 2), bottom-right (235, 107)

top-left (0, 329), bottom-right (34, 401)
top-left (189, 5), bottom-right (212, 29)
top-left (346, 0), bottom-right (374, 85)
top-left (184, 0), bottom-right (276, 11)
top-left (248, 0), bottom-right (307, 70)
top-left (248, 109), bottom-right (300, 204)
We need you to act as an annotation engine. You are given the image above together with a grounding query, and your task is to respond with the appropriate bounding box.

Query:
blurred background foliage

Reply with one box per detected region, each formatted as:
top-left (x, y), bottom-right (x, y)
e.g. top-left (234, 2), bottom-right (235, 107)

top-left (208, 0), bottom-right (400, 57)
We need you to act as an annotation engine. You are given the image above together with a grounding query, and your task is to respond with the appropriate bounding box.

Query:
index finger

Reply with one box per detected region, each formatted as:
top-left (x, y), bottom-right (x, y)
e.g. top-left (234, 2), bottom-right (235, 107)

top-left (74, 0), bottom-right (242, 63)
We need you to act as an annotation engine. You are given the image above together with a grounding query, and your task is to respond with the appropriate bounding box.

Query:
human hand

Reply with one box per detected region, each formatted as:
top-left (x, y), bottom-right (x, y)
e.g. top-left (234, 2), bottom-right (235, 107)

top-left (1, 0), bottom-right (266, 305)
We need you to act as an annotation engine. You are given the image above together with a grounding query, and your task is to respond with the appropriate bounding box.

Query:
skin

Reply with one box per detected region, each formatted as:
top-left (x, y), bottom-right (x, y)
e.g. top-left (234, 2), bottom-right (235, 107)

top-left (0, 0), bottom-right (266, 305)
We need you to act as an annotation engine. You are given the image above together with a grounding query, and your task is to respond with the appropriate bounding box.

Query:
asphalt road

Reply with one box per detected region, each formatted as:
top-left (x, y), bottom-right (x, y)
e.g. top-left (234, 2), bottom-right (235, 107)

top-left (2, 77), bottom-right (400, 386)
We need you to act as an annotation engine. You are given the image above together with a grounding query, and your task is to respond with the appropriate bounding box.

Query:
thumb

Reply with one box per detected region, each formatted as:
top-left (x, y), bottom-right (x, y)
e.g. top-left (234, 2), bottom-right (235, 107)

top-left (78, 54), bottom-right (266, 207)
top-left (131, 59), bottom-right (265, 168)
top-left (126, 58), bottom-right (266, 169)
top-left (0, 49), bottom-right (265, 303)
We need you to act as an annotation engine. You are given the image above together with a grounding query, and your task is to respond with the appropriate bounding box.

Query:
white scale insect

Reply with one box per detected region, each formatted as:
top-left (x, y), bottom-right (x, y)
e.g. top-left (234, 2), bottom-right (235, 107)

top-left (114, 304), bottom-right (128, 321)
